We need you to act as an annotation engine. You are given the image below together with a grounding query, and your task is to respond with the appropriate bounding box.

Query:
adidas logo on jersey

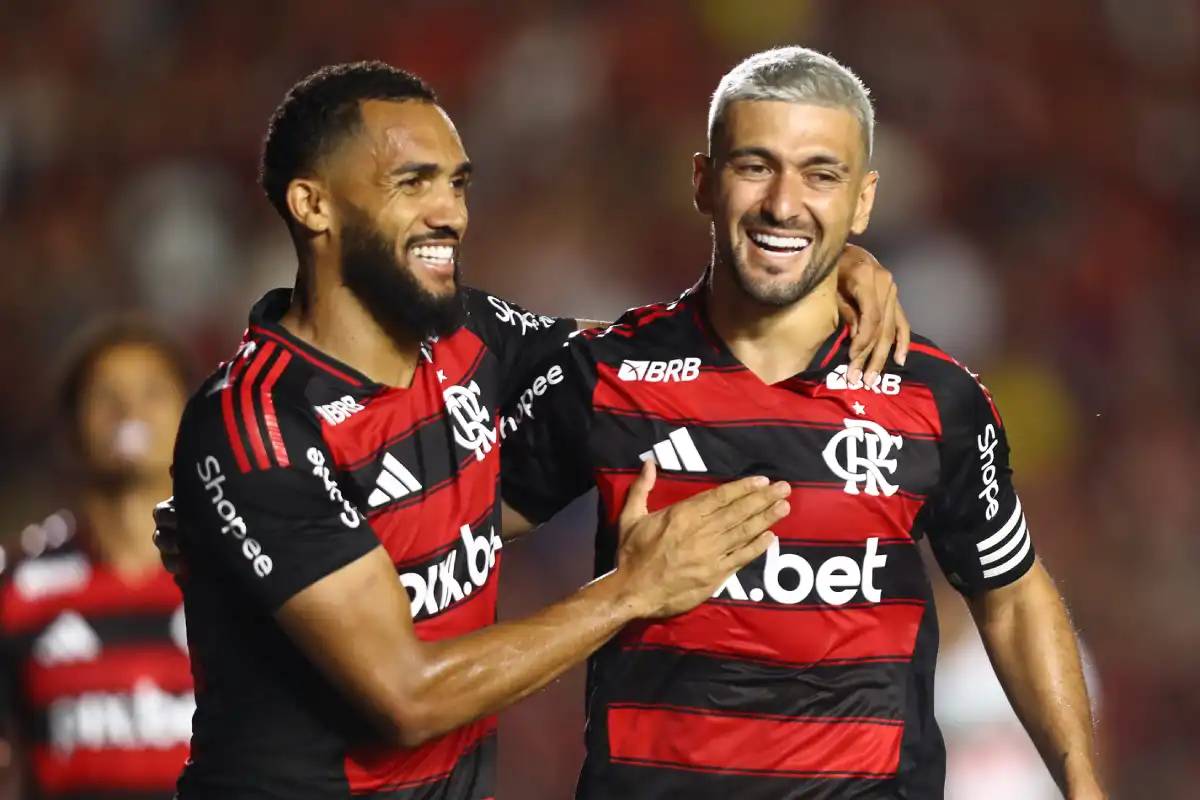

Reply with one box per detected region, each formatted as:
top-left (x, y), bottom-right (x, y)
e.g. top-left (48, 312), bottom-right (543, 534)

top-left (617, 358), bottom-right (701, 383)
top-left (34, 611), bottom-right (101, 666)
top-left (639, 428), bottom-right (708, 472)
top-left (315, 395), bottom-right (365, 426)
top-left (368, 453), bottom-right (423, 507)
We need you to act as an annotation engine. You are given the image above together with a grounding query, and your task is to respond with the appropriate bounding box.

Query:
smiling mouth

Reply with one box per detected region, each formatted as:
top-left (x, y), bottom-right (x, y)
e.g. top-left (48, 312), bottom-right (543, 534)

top-left (748, 231), bottom-right (811, 254)
top-left (409, 243), bottom-right (457, 274)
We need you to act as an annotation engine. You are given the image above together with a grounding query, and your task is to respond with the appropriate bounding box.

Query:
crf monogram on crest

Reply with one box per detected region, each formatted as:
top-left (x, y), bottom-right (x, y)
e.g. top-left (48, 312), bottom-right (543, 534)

top-left (822, 419), bottom-right (904, 496)
top-left (443, 381), bottom-right (497, 461)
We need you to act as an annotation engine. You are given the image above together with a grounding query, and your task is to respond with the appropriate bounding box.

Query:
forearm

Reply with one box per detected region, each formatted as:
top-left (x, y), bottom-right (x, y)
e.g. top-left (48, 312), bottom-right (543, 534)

top-left (968, 563), bottom-right (1102, 797)
top-left (410, 569), bottom-right (642, 741)
top-left (575, 319), bottom-right (609, 331)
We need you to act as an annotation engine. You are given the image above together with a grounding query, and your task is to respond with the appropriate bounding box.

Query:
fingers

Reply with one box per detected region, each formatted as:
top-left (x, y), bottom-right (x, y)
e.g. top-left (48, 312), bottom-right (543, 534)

top-left (845, 271), bottom-right (881, 386)
top-left (618, 459), bottom-right (656, 528)
top-left (153, 528), bottom-right (180, 556)
top-left (153, 496), bottom-right (176, 526)
top-left (681, 474), bottom-right (771, 517)
top-left (894, 300), bottom-right (911, 367)
top-left (719, 530), bottom-right (776, 573)
top-left (836, 295), bottom-right (859, 340)
top-left (864, 282), bottom-right (899, 386)
top-left (701, 482), bottom-right (791, 540)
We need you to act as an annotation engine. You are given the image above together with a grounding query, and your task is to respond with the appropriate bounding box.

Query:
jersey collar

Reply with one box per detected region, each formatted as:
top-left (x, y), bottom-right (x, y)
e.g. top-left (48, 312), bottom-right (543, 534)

top-left (687, 268), bottom-right (852, 383)
top-left (246, 289), bottom-right (372, 389)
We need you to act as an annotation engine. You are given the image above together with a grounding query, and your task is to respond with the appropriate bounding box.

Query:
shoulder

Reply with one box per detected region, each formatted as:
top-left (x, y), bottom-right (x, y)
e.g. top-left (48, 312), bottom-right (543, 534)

top-left (898, 334), bottom-right (1003, 432)
top-left (461, 286), bottom-right (563, 340)
top-left (565, 294), bottom-right (697, 361)
top-left (902, 335), bottom-right (993, 398)
top-left (179, 338), bottom-right (321, 459)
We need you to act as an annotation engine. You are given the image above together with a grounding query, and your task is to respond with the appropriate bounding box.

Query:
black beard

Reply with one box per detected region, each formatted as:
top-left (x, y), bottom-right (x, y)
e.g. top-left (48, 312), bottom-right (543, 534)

top-left (340, 216), bottom-right (465, 345)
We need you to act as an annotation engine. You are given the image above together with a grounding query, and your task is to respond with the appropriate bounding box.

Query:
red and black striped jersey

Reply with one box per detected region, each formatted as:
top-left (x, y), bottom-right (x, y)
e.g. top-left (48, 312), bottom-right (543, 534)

top-left (500, 285), bottom-right (1036, 800)
top-left (0, 537), bottom-right (193, 800)
top-left (171, 287), bottom-right (573, 800)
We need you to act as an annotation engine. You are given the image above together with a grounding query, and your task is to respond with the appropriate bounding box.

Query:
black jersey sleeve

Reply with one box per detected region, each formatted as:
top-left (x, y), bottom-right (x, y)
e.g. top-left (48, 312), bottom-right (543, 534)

top-left (499, 336), bottom-right (597, 525)
top-left (923, 364), bottom-right (1036, 596)
top-left (172, 397), bottom-right (380, 614)
top-left (463, 287), bottom-right (577, 405)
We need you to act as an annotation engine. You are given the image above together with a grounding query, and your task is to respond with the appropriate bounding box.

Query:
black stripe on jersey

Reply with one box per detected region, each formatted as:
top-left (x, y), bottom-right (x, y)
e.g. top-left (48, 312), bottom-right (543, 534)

top-left (341, 409), bottom-right (445, 472)
top-left (599, 647), bottom-right (910, 723)
top-left (595, 405), bottom-right (940, 440)
top-left (591, 411), bottom-right (941, 495)
top-left (352, 731), bottom-right (495, 800)
top-left (578, 762), bottom-right (891, 800)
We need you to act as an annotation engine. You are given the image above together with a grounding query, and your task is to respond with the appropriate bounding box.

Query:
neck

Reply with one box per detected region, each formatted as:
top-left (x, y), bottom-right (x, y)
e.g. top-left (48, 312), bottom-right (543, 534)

top-left (282, 257), bottom-right (422, 388)
top-left (706, 261), bottom-right (841, 385)
top-left (82, 478), bottom-right (172, 579)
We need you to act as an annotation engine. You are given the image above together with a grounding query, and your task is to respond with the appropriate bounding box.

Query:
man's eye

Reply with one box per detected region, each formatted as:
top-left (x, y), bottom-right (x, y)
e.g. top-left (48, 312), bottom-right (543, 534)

top-left (736, 163), bottom-right (769, 176)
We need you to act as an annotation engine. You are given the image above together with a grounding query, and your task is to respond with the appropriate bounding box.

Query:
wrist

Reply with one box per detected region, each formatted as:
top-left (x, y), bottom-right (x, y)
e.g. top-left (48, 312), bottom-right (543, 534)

top-left (600, 567), bottom-right (655, 621)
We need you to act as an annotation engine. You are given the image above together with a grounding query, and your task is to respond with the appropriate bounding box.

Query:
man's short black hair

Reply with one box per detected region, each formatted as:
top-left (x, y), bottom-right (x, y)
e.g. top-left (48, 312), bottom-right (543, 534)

top-left (57, 316), bottom-right (193, 444)
top-left (260, 61), bottom-right (437, 227)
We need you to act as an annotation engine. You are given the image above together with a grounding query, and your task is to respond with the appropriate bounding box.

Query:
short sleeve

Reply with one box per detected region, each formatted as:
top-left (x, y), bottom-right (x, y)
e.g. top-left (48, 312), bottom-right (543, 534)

top-left (172, 400), bottom-right (380, 614)
top-left (923, 370), bottom-right (1035, 596)
top-left (462, 287), bottom-right (577, 405)
top-left (499, 340), bottom-right (597, 525)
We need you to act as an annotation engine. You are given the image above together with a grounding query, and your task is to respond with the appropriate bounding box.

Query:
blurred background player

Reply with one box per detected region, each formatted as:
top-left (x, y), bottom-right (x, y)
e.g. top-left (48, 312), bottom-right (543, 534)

top-left (0, 319), bottom-right (193, 799)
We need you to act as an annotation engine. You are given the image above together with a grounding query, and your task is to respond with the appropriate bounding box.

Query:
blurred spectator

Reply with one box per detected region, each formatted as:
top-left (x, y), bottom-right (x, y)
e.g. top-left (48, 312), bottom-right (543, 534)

top-left (0, 318), bottom-right (194, 798)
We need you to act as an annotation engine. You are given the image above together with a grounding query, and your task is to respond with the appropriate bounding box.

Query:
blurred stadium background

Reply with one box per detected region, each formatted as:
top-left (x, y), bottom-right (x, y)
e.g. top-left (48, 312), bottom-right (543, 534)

top-left (1, 0), bottom-right (1197, 797)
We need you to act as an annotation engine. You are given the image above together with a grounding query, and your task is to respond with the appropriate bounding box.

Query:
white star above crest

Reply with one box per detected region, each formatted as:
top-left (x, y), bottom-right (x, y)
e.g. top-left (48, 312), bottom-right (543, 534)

top-left (852, 401), bottom-right (866, 415)
top-left (437, 370), bottom-right (446, 383)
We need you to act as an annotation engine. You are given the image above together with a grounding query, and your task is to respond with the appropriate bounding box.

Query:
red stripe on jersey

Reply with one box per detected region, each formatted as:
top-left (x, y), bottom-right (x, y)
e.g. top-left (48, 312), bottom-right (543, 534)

top-left (1, 571), bottom-right (183, 636)
top-left (31, 743), bottom-right (189, 794)
top-left (909, 342), bottom-right (1000, 426)
top-left (593, 369), bottom-right (941, 437)
top-left (620, 600), bottom-right (926, 668)
top-left (596, 473), bottom-right (925, 543)
top-left (240, 342), bottom-right (276, 470)
top-left (260, 349), bottom-right (292, 467)
top-left (362, 455), bottom-right (497, 562)
top-left (607, 705), bottom-right (902, 778)
top-left (251, 326), bottom-right (364, 386)
top-left (25, 644), bottom-right (192, 707)
top-left (345, 719), bottom-right (494, 794)
top-left (220, 353), bottom-right (253, 473)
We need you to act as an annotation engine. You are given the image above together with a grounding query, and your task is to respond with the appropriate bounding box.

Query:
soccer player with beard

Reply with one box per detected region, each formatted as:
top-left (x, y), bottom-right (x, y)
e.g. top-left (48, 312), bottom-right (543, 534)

top-left (500, 48), bottom-right (1107, 799)
top-left (167, 63), bottom-right (835, 800)
top-left (0, 320), bottom-right (194, 799)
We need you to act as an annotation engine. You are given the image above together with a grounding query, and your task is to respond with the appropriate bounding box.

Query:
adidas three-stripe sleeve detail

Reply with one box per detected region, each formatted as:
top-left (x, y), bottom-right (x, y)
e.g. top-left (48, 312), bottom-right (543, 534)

top-left (173, 398), bottom-right (381, 614)
top-left (921, 358), bottom-right (1035, 596)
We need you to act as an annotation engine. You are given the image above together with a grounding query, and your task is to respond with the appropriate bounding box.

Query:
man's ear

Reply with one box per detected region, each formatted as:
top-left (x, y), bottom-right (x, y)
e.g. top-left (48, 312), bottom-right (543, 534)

top-left (286, 178), bottom-right (334, 235)
top-left (693, 153), bottom-right (714, 216)
top-left (850, 170), bottom-right (878, 235)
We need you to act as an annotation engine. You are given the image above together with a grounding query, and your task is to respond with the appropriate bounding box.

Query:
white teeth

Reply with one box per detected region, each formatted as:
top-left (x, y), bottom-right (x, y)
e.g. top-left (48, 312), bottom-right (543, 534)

top-left (411, 245), bottom-right (456, 263)
top-left (749, 232), bottom-right (810, 251)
